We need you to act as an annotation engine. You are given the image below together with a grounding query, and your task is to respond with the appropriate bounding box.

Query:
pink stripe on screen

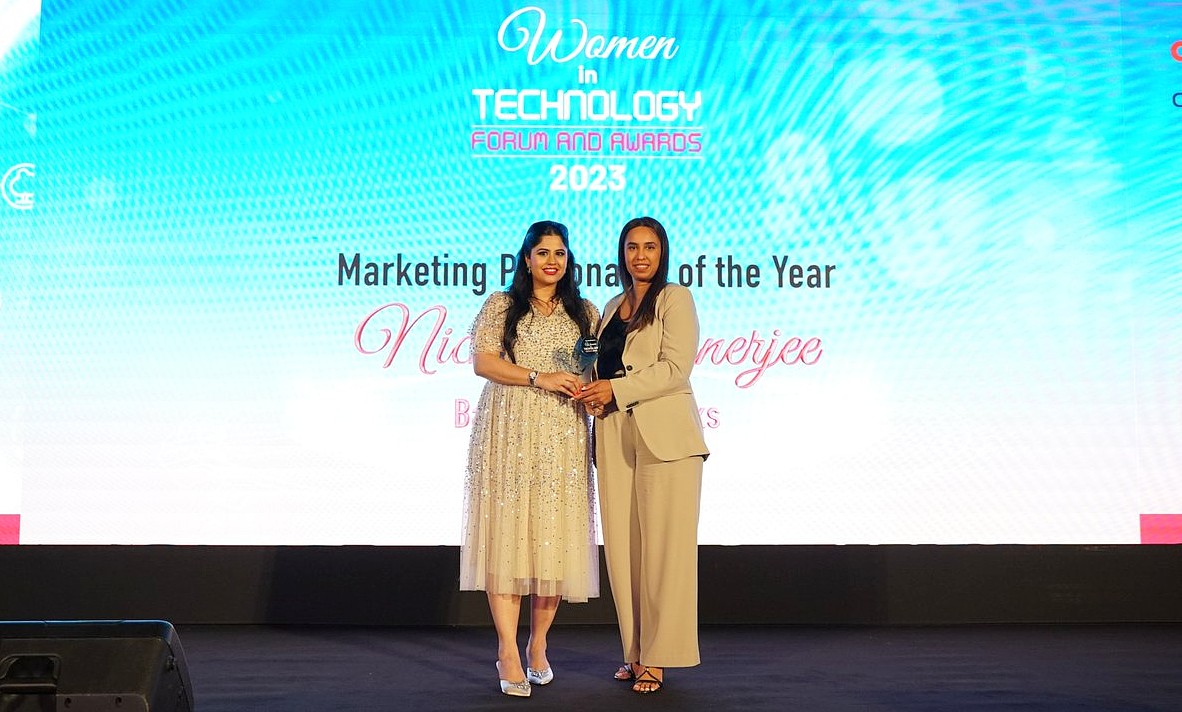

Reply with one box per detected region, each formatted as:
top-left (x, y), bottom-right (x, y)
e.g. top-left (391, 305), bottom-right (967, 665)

top-left (1139, 514), bottom-right (1182, 544)
top-left (0, 514), bottom-right (19, 545)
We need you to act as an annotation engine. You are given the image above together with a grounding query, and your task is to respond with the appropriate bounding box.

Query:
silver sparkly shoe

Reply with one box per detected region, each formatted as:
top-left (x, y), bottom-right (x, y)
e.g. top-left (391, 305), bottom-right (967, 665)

top-left (497, 662), bottom-right (532, 697)
top-left (526, 666), bottom-right (554, 686)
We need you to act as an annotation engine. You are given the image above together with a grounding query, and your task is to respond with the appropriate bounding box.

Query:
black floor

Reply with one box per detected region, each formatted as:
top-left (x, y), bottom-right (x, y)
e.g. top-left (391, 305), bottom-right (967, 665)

top-left (174, 624), bottom-right (1182, 711)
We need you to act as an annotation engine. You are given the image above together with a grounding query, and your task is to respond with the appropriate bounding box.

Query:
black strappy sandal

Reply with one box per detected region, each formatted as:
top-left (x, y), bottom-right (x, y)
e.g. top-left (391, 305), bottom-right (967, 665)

top-left (632, 667), bottom-right (664, 694)
top-left (614, 663), bottom-right (638, 681)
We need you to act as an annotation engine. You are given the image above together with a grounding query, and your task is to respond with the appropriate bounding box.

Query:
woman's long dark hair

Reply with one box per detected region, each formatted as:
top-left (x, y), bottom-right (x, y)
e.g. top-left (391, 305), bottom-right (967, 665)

top-left (502, 220), bottom-right (593, 363)
top-left (617, 216), bottom-right (671, 333)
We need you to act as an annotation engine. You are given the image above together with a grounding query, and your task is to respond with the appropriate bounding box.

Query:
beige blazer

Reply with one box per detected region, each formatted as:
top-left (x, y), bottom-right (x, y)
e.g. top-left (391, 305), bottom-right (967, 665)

top-left (596, 284), bottom-right (710, 462)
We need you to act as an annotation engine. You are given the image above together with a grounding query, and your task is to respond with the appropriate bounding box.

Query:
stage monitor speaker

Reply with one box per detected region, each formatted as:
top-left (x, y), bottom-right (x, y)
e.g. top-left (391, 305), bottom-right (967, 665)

top-left (0, 620), bottom-right (194, 712)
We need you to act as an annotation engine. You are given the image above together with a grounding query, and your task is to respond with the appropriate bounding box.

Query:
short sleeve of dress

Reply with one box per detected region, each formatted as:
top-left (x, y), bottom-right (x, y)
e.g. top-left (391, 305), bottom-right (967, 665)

top-left (470, 292), bottom-right (510, 356)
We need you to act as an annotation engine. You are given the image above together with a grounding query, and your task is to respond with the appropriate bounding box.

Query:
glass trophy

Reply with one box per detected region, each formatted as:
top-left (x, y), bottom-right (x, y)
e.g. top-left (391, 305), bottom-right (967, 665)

top-left (573, 336), bottom-right (599, 382)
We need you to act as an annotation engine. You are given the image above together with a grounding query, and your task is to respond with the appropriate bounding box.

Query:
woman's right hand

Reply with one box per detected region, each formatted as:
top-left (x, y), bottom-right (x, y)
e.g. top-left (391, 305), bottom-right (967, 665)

top-left (535, 371), bottom-right (582, 397)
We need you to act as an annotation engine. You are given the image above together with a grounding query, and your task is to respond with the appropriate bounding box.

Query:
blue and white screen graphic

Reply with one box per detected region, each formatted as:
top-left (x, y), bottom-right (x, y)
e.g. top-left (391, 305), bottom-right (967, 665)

top-left (1, 0), bottom-right (1179, 544)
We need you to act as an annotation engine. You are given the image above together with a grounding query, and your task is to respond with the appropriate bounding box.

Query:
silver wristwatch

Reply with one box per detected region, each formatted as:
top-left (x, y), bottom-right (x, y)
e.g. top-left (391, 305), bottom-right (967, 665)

top-left (528, 370), bottom-right (539, 387)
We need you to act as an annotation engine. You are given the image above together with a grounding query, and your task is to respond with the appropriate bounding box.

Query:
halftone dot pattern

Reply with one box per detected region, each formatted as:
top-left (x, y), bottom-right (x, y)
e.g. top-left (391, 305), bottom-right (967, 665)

top-left (1, 0), bottom-right (1179, 543)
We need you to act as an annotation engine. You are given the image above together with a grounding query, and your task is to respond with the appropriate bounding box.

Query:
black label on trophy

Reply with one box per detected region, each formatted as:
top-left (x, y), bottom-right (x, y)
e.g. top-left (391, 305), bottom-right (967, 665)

top-left (575, 337), bottom-right (599, 371)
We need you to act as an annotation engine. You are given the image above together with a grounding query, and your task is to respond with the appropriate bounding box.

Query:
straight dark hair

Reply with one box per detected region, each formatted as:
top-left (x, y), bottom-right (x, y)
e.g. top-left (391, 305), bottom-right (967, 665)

top-left (617, 216), bottom-right (670, 333)
top-left (502, 220), bottom-right (593, 362)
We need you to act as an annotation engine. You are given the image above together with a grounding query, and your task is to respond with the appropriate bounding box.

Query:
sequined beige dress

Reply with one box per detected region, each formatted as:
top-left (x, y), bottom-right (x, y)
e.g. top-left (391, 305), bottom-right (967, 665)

top-left (460, 292), bottom-right (600, 602)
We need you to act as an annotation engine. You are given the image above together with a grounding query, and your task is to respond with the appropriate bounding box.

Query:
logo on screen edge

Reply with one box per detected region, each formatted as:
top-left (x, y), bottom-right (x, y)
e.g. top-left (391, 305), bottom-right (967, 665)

top-left (2, 163), bottom-right (35, 211)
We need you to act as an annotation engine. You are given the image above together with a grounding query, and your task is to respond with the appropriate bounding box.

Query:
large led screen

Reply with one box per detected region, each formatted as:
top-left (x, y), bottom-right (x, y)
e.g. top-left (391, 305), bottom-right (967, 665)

top-left (1, 0), bottom-right (1180, 544)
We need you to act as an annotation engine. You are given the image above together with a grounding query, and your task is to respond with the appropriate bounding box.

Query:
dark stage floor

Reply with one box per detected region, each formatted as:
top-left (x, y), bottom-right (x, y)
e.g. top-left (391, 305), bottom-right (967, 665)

top-left (175, 624), bottom-right (1182, 711)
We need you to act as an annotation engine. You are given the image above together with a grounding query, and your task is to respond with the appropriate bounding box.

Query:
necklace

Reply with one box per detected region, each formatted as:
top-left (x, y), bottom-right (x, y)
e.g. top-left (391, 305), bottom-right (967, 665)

top-left (530, 294), bottom-right (559, 315)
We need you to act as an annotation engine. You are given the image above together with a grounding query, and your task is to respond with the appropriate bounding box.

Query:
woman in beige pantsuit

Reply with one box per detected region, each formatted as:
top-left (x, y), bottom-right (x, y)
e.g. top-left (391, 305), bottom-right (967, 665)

top-left (575, 216), bottom-right (709, 695)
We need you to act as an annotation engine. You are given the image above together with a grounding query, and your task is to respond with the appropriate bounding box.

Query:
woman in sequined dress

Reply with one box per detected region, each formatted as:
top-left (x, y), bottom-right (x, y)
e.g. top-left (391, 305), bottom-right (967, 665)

top-left (574, 216), bottom-right (709, 695)
top-left (460, 220), bottom-right (600, 698)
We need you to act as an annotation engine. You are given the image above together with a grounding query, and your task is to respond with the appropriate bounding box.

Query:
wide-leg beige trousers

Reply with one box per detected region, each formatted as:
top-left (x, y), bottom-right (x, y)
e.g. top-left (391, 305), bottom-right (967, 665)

top-left (596, 409), bottom-right (703, 668)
